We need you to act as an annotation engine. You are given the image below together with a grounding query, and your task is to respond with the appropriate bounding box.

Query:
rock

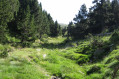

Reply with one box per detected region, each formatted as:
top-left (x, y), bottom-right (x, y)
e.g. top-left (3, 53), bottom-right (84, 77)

top-left (43, 54), bottom-right (46, 58)
top-left (45, 74), bottom-right (50, 77)
top-left (36, 49), bottom-right (41, 52)
top-left (79, 70), bottom-right (84, 74)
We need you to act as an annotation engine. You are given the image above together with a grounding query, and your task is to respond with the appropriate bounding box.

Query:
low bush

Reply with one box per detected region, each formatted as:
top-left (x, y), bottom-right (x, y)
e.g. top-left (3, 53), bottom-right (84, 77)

top-left (6, 35), bottom-right (20, 46)
top-left (77, 55), bottom-right (89, 64)
top-left (108, 60), bottom-right (119, 69)
top-left (110, 31), bottom-right (119, 44)
top-left (87, 65), bottom-right (101, 75)
top-left (21, 41), bottom-right (33, 47)
top-left (90, 36), bottom-right (104, 48)
top-left (76, 45), bottom-right (95, 55)
top-left (0, 44), bottom-right (12, 57)
top-left (65, 52), bottom-right (89, 64)
top-left (6, 35), bottom-right (20, 43)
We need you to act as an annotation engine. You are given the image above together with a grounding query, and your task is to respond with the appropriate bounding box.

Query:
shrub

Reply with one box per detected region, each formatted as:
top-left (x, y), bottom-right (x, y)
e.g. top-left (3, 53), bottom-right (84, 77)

top-left (108, 60), bottom-right (119, 69)
top-left (87, 65), bottom-right (101, 75)
top-left (76, 45), bottom-right (95, 55)
top-left (22, 41), bottom-right (32, 47)
top-left (0, 44), bottom-right (12, 58)
top-left (4, 45), bottom-right (12, 52)
top-left (65, 53), bottom-right (89, 64)
top-left (0, 44), bottom-right (5, 51)
top-left (88, 34), bottom-right (104, 48)
top-left (6, 35), bottom-right (20, 46)
top-left (110, 31), bottom-right (119, 44)
top-left (6, 36), bottom-right (20, 43)
top-left (0, 34), bottom-right (7, 44)
top-left (77, 54), bottom-right (89, 64)
top-left (0, 44), bottom-right (7, 57)
top-left (90, 36), bottom-right (104, 48)
top-left (104, 57), bottom-right (113, 64)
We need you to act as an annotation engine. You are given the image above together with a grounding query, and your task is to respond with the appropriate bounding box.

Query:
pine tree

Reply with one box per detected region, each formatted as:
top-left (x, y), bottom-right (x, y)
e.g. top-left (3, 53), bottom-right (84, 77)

top-left (54, 21), bottom-right (60, 37)
top-left (111, 0), bottom-right (119, 30)
top-left (38, 11), bottom-right (50, 38)
top-left (7, 0), bottom-right (37, 46)
top-left (3, 0), bottom-right (57, 46)
top-left (67, 21), bottom-right (74, 39)
top-left (74, 4), bottom-right (88, 23)
top-left (47, 14), bottom-right (55, 36)
top-left (73, 4), bottom-right (88, 39)
top-left (17, 5), bottom-right (35, 46)
top-left (0, 0), bottom-right (19, 43)
top-left (88, 0), bottom-right (112, 33)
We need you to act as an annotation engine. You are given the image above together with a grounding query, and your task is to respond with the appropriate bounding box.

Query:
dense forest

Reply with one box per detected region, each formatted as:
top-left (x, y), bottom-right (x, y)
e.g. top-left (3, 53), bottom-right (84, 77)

top-left (0, 0), bottom-right (119, 79)
top-left (0, 0), bottom-right (61, 46)
top-left (67, 0), bottom-right (119, 39)
top-left (1, 0), bottom-right (119, 45)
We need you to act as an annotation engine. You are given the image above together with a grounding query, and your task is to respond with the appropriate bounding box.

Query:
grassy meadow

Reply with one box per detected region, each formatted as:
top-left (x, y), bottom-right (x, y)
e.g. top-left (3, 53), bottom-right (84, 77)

top-left (0, 34), bottom-right (119, 79)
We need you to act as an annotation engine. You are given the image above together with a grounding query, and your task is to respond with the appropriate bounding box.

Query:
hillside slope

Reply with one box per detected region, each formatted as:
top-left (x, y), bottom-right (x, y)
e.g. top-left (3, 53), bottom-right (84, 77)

top-left (0, 36), bottom-right (119, 79)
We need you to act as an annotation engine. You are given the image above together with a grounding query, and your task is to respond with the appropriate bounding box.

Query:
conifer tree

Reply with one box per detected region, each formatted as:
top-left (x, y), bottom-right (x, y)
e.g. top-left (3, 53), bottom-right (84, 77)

top-left (88, 0), bottom-right (112, 33)
top-left (47, 14), bottom-right (55, 36)
top-left (111, 0), bottom-right (119, 30)
top-left (0, 0), bottom-right (19, 43)
top-left (67, 21), bottom-right (74, 39)
top-left (73, 4), bottom-right (88, 39)
top-left (17, 5), bottom-right (35, 46)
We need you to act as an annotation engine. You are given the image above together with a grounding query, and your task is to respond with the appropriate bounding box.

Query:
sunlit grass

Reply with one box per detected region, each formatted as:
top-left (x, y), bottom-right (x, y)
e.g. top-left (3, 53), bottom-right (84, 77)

top-left (48, 36), bottom-right (66, 44)
top-left (0, 35), bottom-right (119, 79)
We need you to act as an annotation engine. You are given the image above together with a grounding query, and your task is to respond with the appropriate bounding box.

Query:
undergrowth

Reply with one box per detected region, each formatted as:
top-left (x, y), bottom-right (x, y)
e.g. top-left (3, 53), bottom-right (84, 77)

top-left (0, 35), bottom-right (119, 79)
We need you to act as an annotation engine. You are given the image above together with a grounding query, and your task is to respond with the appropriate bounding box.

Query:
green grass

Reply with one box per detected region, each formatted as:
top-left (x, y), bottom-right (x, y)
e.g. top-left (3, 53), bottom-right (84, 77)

top-left (34, 49), bottom-right (85, 79)
top-left (0, 48), bottom-right (49, 79)
top-left (0, 58), bottom-right (48, 79)
top-left (47, 36), bottom-right (66, 44)
top-left (0, 35), bottom-right (119, 79)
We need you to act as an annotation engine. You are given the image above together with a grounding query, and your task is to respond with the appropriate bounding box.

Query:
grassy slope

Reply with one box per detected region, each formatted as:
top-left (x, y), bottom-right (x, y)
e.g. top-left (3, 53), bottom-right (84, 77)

top-left (0, 48), bottom-right (49, 79)
top-left (0, 36), bottom-right (119, 79)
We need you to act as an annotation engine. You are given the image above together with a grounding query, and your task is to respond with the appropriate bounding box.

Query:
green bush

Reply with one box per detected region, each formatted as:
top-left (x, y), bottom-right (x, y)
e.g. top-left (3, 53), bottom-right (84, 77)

top-left (0, 44), bottom-right (12, 58)
top-left (0, 44), bottom-right (7, 57)
top-left (65, 53), bottom-right (89, 64)
top-left (87, 65), bottom-right (101, 75)
top-left (90, 36), bottom-right (104, 48)
top-left (0, 44), bottom-right (5, 51)
top-left (22, 41), bottom-right (32, 47)
top-left (108, 60), bottom-right (119, 69)
top-left (0, 33), bottom-right (7, 44)
top-left (104, 57), bottom-right (113, 64)
top-left (6, 35), bottom-right (20, 46)
top-left (110, 31), bottom-right (119, 44)
top-left (76, 45), bottom-right (95, 55)
top-left (6, 36), bottom-right (20, 43)
top-left (77, 54), bottom-right (89, 64)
